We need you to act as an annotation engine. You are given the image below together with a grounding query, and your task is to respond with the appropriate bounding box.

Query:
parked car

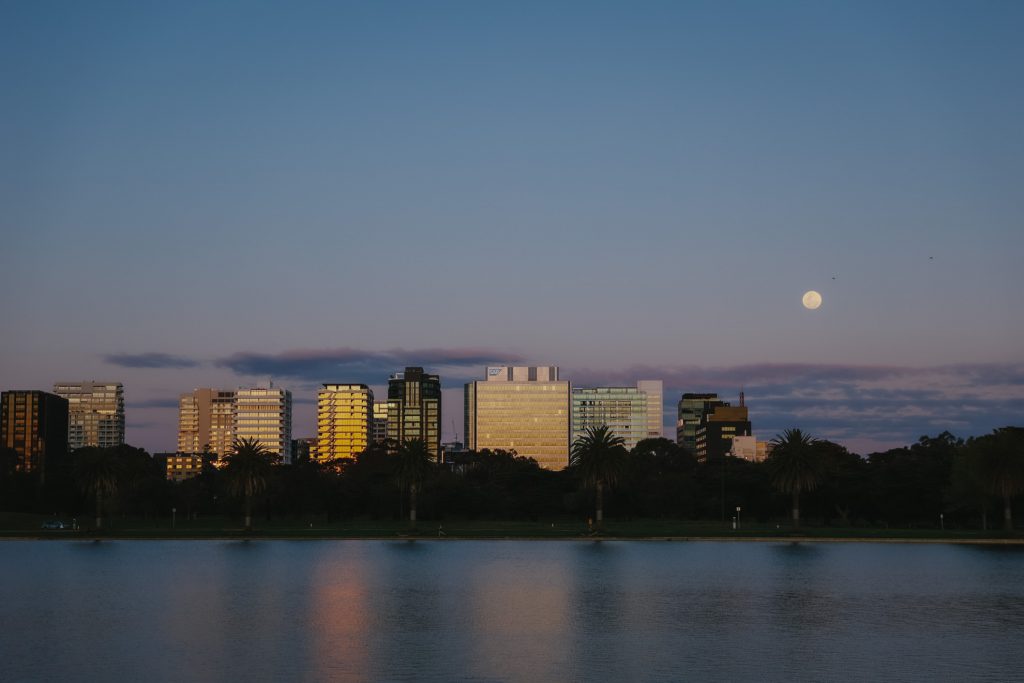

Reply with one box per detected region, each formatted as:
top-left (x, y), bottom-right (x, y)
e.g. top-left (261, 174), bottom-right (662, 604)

top-left (41, 520), bottom-right (66, 530)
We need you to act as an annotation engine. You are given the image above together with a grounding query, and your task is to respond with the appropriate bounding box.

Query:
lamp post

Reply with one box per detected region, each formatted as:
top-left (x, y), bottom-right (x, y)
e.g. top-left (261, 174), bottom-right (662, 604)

top-left (940, 513), bottom-right (944, 531)
top-left (172, 507), bottom-right (176, 529)
top-left (736, 506), bottom-right (742, 531)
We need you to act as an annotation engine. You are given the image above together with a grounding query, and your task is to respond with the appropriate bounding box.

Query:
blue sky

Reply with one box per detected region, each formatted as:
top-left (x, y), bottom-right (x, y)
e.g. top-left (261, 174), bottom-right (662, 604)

top-left (2, 1), bottom-right (1022, 455)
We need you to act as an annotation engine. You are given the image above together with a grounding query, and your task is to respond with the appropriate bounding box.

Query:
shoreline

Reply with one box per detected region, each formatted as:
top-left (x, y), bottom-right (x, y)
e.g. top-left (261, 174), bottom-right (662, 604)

top-left (3, 533), bottom-right (1023, 545)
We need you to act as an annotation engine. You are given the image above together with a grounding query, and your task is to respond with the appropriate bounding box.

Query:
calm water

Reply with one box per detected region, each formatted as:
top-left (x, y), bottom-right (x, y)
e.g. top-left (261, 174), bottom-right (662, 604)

top-left (2, 540), bottom-right (1023, 682)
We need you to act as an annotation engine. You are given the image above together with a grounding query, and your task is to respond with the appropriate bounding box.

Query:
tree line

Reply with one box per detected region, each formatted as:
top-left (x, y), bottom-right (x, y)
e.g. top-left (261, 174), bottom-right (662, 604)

top-left (1, 426), bottom-right (1022, 532)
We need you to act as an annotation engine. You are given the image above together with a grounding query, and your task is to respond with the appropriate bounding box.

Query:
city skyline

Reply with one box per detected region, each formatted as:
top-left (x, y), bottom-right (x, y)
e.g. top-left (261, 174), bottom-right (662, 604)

top-left (2, 2), bottom-right (1022, 456)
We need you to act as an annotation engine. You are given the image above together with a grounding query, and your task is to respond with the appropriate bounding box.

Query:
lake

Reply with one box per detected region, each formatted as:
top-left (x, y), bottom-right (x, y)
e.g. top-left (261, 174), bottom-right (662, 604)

top-left (1, 540), bottom-right (1022, 682)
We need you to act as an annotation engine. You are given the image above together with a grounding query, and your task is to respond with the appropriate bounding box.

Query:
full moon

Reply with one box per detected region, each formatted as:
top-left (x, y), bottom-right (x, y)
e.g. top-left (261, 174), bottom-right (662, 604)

top-left (802, 290), bottom-right (822, 310)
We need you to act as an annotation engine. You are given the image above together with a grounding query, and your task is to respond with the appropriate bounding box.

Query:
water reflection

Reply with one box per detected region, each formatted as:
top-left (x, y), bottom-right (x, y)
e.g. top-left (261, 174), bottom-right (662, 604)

top-left (1, 540), bottom-right (1023, 682)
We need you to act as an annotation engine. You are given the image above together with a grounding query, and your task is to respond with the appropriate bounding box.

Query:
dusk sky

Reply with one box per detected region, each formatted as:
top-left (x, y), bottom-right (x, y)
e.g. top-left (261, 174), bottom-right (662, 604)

top-left (2, 1), bottom-right (1022, 456)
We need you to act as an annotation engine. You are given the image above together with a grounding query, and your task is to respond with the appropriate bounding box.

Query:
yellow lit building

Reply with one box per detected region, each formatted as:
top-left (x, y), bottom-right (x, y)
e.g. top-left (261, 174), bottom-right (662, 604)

top-left (465, 366), bottom-right (570, 470)
top-left (316, 384), bottom-right (373, 462)
top-left (166, 453), bottom-right (204, 481)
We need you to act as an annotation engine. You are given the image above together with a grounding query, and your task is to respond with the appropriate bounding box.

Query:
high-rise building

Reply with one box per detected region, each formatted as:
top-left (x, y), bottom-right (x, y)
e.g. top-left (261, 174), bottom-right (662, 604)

top-left (676, 393), bottom-right (726, 454)
top-left (53, 381), bottom-right (124, 450)
top-left (177, 389), bottom-right (236, 459)
top-left (235, 386), bottom-right (292, 464)
top-left (387, 367), bottom-right (441, 460)
top-left (1, 390), bottom-right (69, 479)
top-left (636, 380), bottom-right (664, 439)
top-left (465, 366), bottom-right (570, 470)
top-left (316, 384), bottom-right (373, 462)
top-left (695, 402), bottom-right (752, 463)
top-left (371, 401), bottom-right (389, 445)
top-left (572, 385), bottom-right (649, 452)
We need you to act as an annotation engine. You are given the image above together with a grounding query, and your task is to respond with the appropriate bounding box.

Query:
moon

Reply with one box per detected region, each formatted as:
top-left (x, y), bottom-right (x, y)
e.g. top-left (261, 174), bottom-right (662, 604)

top-left (802, 290), bottom-right (822, 310)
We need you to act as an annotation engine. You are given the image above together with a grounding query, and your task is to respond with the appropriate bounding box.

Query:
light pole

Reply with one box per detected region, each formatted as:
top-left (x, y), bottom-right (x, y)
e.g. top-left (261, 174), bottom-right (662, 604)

top-left (736, 506), bottom-right (742, 531)
top-left (172, 507), bottom-right (176, 529)
top-left (940, 513), bottom-right (944, 531)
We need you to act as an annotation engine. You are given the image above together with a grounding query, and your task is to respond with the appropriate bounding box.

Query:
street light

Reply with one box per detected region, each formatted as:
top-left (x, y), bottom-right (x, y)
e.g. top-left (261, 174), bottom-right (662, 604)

top-left (172, 507), bottom-right (177, 529)
top-left (736, 506), bottom-right (742, 531)
top-left (940, 513), bottom-right (944, 531)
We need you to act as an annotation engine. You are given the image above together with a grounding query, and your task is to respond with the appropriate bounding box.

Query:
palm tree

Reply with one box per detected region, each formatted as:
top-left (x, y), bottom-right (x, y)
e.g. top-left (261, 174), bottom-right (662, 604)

top-left (224, 438), bottom-right (279, 531)
top-left (970, 427), bottom-right (1024, 531)
top-left (570, 425), bottom-right (628, 531)
top-left (395, 440), bottom-right (433, 530)
top-left (768, 428), bottom-right (824, 530)
top-left (74, 447), bottom-right (122, 531)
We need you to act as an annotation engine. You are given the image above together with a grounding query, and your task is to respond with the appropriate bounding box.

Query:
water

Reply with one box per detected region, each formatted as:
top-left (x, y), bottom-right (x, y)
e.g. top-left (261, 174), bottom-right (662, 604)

top-left (2, 540), bottom-right (1023, 682)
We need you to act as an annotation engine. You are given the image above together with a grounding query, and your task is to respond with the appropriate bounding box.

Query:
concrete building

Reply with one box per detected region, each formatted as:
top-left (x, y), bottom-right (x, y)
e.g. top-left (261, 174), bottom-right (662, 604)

top-left (1, 390), bottom-right (68, 479)
top-left (53, 381), bottom-right (124, 450)
top-left (387, 367), bottom-right (441, 460)
top-left (730, 435), bottom-right (770, 462)
top-left (695, 401), bottom-right (752, 463)
top-left (371, 400), bottom-right (389, 445)
top-left (235, 386), bottom-right (292, 464)
top-left (177, 389), bottom-right (236, 460)
top-left (676, 393), bottom-right (726, 454)
top-left (165, 453), bottom-right (204, 481)
top-left (572, 385), bottom-right (649, 452)
top-left (291, 437), bottom-right (317, 464)
top-left (316, 384), bottom-right (373, 462)
top-left (636, 380), bottom-right (664, 439)
top-left (465, 366), bottom-right (570, 470)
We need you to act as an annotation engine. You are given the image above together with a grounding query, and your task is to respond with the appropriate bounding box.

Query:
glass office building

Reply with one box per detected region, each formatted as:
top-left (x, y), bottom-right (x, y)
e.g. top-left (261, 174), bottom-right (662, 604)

top-left (387, 367), bottom-right (441, 460)
top-left (465, 366), bottom-right (570, 470)
top-left (572, 386), bottom-right (649, 452)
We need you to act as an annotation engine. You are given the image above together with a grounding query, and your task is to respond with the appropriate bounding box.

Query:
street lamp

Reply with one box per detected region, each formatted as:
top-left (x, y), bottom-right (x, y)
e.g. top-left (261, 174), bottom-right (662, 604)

top-left (172, 507), bottom-right (177, 529)
top-left (736, 506), bottom-right (742, 531)
top-left (940, 513), bottom-right (944, 531)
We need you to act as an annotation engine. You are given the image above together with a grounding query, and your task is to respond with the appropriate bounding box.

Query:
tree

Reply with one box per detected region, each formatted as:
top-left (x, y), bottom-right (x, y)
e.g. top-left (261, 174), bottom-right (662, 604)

top-left (969, 427), bottom-right (1024, 531)
top-left (768, 429), bottom-right (824, 530)
top-left (570, 425), bottom-right (628, 531)
top-left (224, 438), bottom-right (279, 531)
top-left (395, 440), bottom-right (433, 530)
top-left (74, 447), bottom-right (123, 530)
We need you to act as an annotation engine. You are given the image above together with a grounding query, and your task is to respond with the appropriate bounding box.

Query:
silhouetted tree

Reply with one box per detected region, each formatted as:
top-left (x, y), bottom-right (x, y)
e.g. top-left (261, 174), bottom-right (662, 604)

top-left (74, 447), bottom-right (123, 530)
top-left (969, 427), bottom-right (1024, 531)
top-left (768, 429), bottom-right (824, 529)
top-left (224, 438), bottom-right (279, 531)
top-left (570, 425), bottom-right (628, 530)
top-left (395, 440), bottom-right (433, 529)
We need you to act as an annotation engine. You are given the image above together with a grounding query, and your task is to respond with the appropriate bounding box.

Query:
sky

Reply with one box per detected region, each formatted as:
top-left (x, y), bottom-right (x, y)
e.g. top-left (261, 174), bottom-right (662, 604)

top-left (2, 1), bottom-right (1022, 456)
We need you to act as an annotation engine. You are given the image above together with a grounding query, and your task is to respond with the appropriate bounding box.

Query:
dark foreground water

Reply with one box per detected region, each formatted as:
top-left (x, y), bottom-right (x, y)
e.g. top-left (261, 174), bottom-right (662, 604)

top-left (2, 540), bottom-right (1023, 682)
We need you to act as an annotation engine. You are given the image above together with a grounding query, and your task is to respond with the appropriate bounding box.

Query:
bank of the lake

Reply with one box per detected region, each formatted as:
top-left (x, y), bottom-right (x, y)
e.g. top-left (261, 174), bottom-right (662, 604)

top-left (3, 513), bottom-right (1022, 543)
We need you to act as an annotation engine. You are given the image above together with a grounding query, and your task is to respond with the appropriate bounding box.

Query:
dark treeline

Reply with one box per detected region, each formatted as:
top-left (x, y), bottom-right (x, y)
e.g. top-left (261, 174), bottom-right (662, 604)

top-left (2, 427), bottom-right (1022, 531)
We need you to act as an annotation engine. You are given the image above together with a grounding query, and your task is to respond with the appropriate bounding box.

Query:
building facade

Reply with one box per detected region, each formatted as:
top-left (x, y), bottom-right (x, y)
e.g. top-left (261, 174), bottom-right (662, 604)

top-left (571, 386), bottom-right (649, 452)
top-left (387, 367), bottom-right (441, 460)
top-left (177, 389), bottom-right (236, 459)
top-left (676, 393), bottom-right (726, 453)
top-left (316, 384), bottom-right (373, 462)
top-left (636, 380), bottom-right (664, 439)
top-left (234, 386), bottom-right (293, 464)
top-left (465, 366), bottom-right (570, 470)
top-left (53, 381), bottom-right (124, 450)
top-left (695, 404), bottom-right (752, 463)
top-left (371, 401), bottom-right (389, 445)
top-left (0, 390), bottom-right (68, 478)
